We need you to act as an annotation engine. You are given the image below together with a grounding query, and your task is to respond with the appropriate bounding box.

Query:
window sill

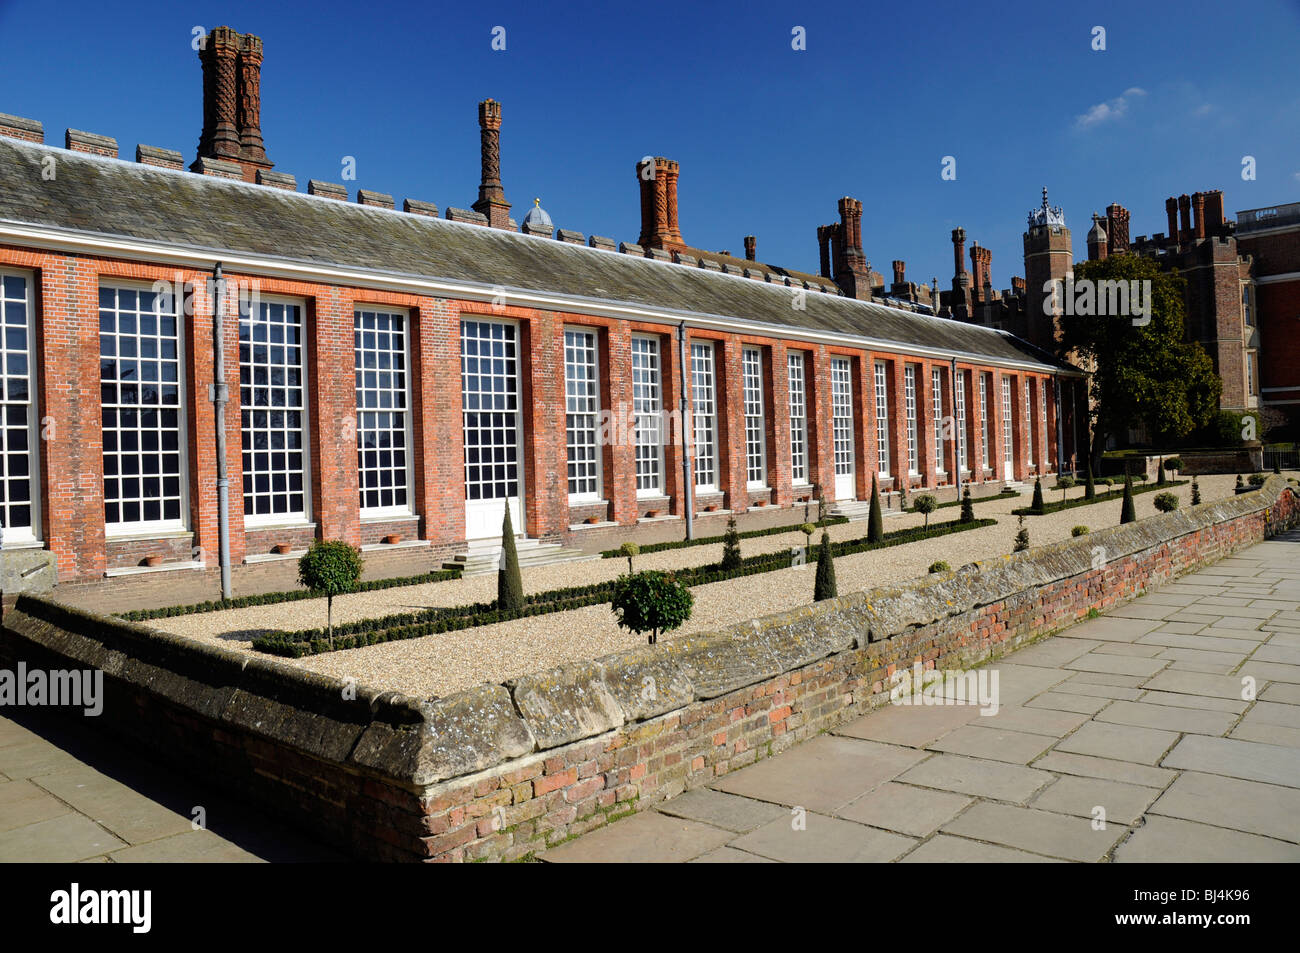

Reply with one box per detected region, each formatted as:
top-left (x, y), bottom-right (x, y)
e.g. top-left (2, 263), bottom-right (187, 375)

top-left (105, 560), bottom-right (204, 578)
top-left (360, 539), bottom-right (429, 553)
top-left (360, 513), bottom-right (418, 524)
top-left (243, 520), bottom-right (316, 532)
top-left (104, 527), bottom-right (193, 543)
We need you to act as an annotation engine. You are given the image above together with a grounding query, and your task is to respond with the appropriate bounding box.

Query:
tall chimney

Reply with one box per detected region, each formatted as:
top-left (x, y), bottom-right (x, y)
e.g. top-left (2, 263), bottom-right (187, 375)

top-left (1165, 197), bottom-right (1179, 247)
top-left (816, 225), bottom-right (833, 278)
top-left (637, 157), bottom-right (683, 250)
top-left (663, 159), bottom-right (682, 247)
top-left (1105, 203), bottom-right (1130, 253)
top-left (952, 227), bottom-right (967, 279)
top-left (892, 260), bottom-right (905, 285)
top-left (472, 100), bottom-right (511, 229)
top-left (833, 197), bottom-right (869, 298)
top-left (744, 235), bottom-right (756, 261)
top-left (195, 27), bottom-right (242, 165)
top-left (1178, 194), bottom-right (1192, 244)
top-left (1192, 192), bottom-right (1206, 240)
top-left (235, 32), bottom-right (269, 174)
top-left (1203, 190), bottom-right (1225, 232)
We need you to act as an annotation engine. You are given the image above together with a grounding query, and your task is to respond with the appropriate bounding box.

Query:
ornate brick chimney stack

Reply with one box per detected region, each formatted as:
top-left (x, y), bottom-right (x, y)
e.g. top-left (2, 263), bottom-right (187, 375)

top-left (1192, 192), bottom-right (1206, 240)
top-left (744, 235), bottom-right (756, 261)
top-left (1105, 203), bottom-right (1130, 253)
top-left (194, 26), bottom-right (272, 182)
top-left (636, 157), bottom-right (685, 251)
top-left (892, 260), bottom-right (905, 286)
top-left (472, 100), bottom-right (512, 229)
top-left (951, 227), bottom-right (972, 315)
top-left (1178, 194), bottom-right (1192, 244)
top-left (1166, 197), bottom-right (1179, 247)
top-left (832, 197), bottom-right (870, 299)
top-left (970, 243), bottom-right (992, 303)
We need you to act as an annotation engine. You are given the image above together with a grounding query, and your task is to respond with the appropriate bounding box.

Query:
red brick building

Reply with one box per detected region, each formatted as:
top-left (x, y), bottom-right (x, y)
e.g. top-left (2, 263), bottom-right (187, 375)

top-left (0, 27), bottom-right (1082, 586)
top-left (1235, 202), bottom-right (1300, 432)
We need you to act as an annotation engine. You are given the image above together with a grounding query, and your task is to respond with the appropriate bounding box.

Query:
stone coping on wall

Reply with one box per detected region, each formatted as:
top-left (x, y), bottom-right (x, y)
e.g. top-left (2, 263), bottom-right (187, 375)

top-left (2, 476), bottom-right (1296, 859)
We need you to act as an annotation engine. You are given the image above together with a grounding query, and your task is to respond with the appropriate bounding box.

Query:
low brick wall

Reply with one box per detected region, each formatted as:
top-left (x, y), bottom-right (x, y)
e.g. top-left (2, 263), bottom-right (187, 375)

top-left (3, 477), bottom-right (1297, 861)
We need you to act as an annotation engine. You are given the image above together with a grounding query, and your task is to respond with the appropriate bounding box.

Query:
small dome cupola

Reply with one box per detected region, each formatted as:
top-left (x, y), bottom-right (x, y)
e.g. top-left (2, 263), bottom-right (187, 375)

top-left (522, 197), bottom-right (553, 232)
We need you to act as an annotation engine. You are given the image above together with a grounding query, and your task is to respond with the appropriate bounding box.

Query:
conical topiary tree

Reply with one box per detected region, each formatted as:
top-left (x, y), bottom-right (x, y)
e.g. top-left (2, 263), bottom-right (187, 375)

top-left (498, 505), bottom-right (524, 612)
top-left (868, 475), bottom-right (884, 543)
top-left (959, 486), bottom-right (974, 524)
top-left (1120, 475), bottom-right (1136, 524)
top-left (1084, 461), bottom-right (1096, 500)
top-left (1191, 477), bottom-right (1201, 505)
top-left (813, 530), bottom-right (837, 600)
top-left (720, 515), bottom-right (742, 571)
top-left (1158, 458), bottom-right (1168, 485)
top-left (1031, 477), bottom-right (1044, 514)
top-left (1013, 514), bottom-right (1030, 553)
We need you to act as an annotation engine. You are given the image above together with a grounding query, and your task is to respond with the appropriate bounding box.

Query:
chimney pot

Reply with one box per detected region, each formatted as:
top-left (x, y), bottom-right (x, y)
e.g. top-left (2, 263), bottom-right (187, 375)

top-left (743, 235), bottom-right (756, 260)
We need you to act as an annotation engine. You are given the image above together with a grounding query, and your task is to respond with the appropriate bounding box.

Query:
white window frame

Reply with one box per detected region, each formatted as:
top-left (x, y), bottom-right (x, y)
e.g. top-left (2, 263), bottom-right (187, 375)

top-left (743, 346), bottom-right (767, 488)
top-left (979, 373), bottom-right (991, 470)
top-left (1025, 378), bottom-right (1035, 471)
top-left (932, 367), bottom-right (945, 478)
top-left (241, 295), bottom-right (311, 527)
top-left (788, 351), bottom-right (809, 486)
top-left (461, 317), bottom-right (524, 508)
top-left (1040, 383), bottom-right (1049, 470)
top-left (1001, 374), bottom-right (1014, 465)
top-left (0, 269), bottom-right (41, 544)
top-left (904, 364), bottom-right (919, 476)
top-left (99, 280), bottom-right (189, 537)
top-left (874, 360), bottom-right (891, 476)
top-left (831, 358), bottom-right (854, 479)
top-left (632, 334), bottom-right (663, 497)
top-left (355, 306), bottom-right (413, 518)
top-left (690, 340), bottom-right (717, 492)
top-left (563, 326), bottom-right (602, 502)
top-left (955, 369), bottom-right (969, 475)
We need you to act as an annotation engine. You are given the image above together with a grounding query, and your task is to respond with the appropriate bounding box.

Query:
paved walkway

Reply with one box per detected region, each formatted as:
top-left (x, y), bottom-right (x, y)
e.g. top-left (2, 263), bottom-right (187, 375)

top-left (543, 530), bottom-right (1300, 863)
top-left (0, 706), bottom-right (341, 862)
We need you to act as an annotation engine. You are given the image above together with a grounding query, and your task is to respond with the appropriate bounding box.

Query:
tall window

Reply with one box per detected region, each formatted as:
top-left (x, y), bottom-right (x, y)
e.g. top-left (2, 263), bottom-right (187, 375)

top-left (1247, 352), bottom-right (1257, 397)
top-left (355, 309), bottom-right (410, 515)
top-left (1001, 375), bottom-right (1014, 465)
top-left (874, 360), bottom-right (890, 476)
top-left (1242, 285), bottom-right (1252, 328)
top-left (691, 342), bottom-right (717, 491)
top-left (788, 352), bottom-right (808, 485)
top-left (0, 272), bottom-right (38, 540)
top-left (904, 364), bottom-right (919, 476)
top-left (461, 319), bottom-right (520, 503)
top-left (979, 373), bottom-right (990, 469)
top-left (831, 358), bottom-right (854, 483)
top-left (100, 284), bottom-right (185, 531)
top-left (564, 328), bottom-right (601, 499)
top-left (1025, 379), bottom-right (1035, 469)
top-left (955, 370), bottom-right (968, 474)
top-left (932, 367), bottom-right (944, 477)
top-left (632, 335), bottom-right (662, 495)
top-left (743, 347), bottom-right (767, 487)
top-left (241, 300), bottom-right (307, 522)
top-left (1041, 384), bottom-right (1049, 469)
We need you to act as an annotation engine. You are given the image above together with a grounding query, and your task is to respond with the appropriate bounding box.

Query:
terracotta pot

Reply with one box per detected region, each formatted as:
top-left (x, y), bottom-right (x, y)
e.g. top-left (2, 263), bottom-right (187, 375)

top-left (753, 500), bottom-right (766, 507)
top-left (646, 509), bottom-right (661, 518)
top-left (142, 555), bottom-right (163, 567)
top-left (382, 534), bottom-right (402, 545)
top-left (583, 516), bottom-right (600, 525)
top-left (703, 504), bottom-right (718, 512)
top-left (272, 543), bottom-right (292, 555)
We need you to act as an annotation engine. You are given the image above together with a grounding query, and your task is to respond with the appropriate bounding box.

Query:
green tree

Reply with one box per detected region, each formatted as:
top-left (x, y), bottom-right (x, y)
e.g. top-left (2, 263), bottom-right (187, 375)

top-left (1084, 460), bottom-right (1096, 500)
top-left (498, 506), bottom-right (524, 612)
top-left (720, 516), bottom-right (742, 570)
top-left (959, 486), bottom-right (974, 524)
top-left (610, 571), bottom-right (693, 645)
top-left (1013, 514), bottom-right (1030, 553)
top-left (1060, 254), bottom-right (1221, 461)
top-left (1031, 478), bottom-right (1045, 514)
top-left (1153, 492), bottom-right (1179, 513)
top-left (913, 494), bottom-right (937, 529)
top-left (868, 475), bottom-right (884, 543)
top-left (297, 539), bottom-right (363, 647)
top-left (813, 530), bottom-right (837, 600)
top-left (1055, 475), bottom-right (1076, 506)
top-left (619, 541), bottom-right (639, 575)
top-left (1120, 475), bottom-right (1136, 524)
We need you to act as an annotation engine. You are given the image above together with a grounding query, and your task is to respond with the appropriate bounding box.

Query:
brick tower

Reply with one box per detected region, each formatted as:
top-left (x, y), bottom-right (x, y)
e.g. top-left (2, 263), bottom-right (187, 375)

top-left (1022, 188), bottom-right (1072, 351)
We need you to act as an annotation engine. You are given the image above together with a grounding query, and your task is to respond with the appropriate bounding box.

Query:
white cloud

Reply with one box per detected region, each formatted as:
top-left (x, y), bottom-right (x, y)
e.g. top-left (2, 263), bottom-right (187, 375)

top-left (1193, 103), bottom-right (1214, 117)
top-left (1074, 87), bottom-right (1148, 129)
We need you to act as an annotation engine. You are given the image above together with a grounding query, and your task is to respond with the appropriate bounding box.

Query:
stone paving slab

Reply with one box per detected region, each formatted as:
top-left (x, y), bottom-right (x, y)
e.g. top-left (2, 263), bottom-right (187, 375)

top-left (0, 813), bottom-right (126, 863)
top-left (1229, 722), bottom-right (1300, 748)
top-left (0, 779), bottom-right (72, 834)
top-left (895, 754), bottom-right (1054, 803)
top-left (1024, 692), bottom-right (1113, 715)
top-left (898, 833), bottom-right (1064, 863)
top-left (833, 703), bottom-right (974, 748)
top-left (1029, 775), bottom-right (1159, 825)
top-left (1030, 752), bottom-right (1178, 788)
top-left (1162, 735), bottom-right (1300, 788)
top-left (1052, 721), bottom-right (1181, 765)
top-left (729, 812), bottom-right (915, 863)
top-left (1148, 771), bottom-right (1300, 843)
top-left (543, 811), bottom-right (733, 863)
top-left (1064, 653), bottom-right (1170, 678)
top-left (1115, 816), bottom-right (1300, 862)
top-left (836, 782), bottom-right (972, 837)
top-left (927, 725), bottom-right (1057, 764)
top-left (940, 802), bottom-right (1124, 862)
top-left (709, 736), bottom-right (927, 813)
top-left (1094, 700), bottom-right (1238, 736)
top-left (1261, 682), bottom-right (1300, 705)
top-left (33, 764), bottom-right (194, 845)
top-left (688, 846), bottom-right (774, 863)
top-left (968, 705), bottom-right (1091, 737)
top-left (655, 789), bottom-right (788, 834)
top-left (1141, 671), bottom-right (1252, 700)
top-left (107, 829), bottom-right (262, 863)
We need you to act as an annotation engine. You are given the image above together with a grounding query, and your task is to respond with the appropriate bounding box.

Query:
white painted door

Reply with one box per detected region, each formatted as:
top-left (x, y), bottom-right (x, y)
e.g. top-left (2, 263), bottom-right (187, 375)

top-left (831, 358), bottom-right (855, 499)
top-left (1001, 375), bottom-right (1014, 482)
top-left (461, 318), bottom-right (524, 540)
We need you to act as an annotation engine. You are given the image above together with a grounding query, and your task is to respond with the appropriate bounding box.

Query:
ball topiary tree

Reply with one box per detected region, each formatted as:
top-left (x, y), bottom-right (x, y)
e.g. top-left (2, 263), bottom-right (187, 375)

top-left (1071, 525), bottom-right (1089, 537)
top-left (913, 493), bottom-right (937, 529)
top-left (720, 515), bottom-right (742, 571)
top-left (298, 539), bottom-right (363, 648)
top-left (1153, 492), bottom-right (1179, 513)
top-left (1055, 475), bottom-right (1076, 506)
top-left (1120, 475), bottom-right (1136, 524)
top-left (1030, 477), bottom-right (1045, 514)
top-left (959, 486), bottom-right (975, 524)
top-left (928, 560), bottom-right (951, 573)
top-left (498, 506), bottom-right (524, 613)
top-left (813, 530), bottom-right (837, 600)
top-left (619, 541), bottom-right (639, 575)
top-left (868, 475), bottom-right (884, 543)
top-left (610, 570), bottom-right (693, 645)
top-left (800, 523), bottom-right (815, 562)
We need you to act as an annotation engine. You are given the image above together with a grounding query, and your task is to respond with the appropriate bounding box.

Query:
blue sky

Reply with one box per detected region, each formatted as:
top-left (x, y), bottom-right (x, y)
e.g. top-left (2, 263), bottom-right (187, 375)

top-left (2, 0), bottom-right (1298, 287)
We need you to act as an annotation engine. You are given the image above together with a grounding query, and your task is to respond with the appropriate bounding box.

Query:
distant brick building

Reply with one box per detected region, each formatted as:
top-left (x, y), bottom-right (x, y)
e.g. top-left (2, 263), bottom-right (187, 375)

top-left (1235, 202), bottom-right (1300, 432)
top-left (0, 27), bottom-right (1083, 586)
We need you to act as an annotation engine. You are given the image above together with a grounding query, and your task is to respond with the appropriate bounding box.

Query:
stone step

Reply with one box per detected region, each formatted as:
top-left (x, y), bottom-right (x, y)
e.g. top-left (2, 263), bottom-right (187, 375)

top-left (443, 539), bottom-right (600, 576)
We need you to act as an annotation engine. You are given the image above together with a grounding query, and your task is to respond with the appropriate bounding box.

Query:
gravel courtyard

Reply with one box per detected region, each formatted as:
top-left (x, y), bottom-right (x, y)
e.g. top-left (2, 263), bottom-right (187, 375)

top-left (137, 474), bottom-right (1262, 700)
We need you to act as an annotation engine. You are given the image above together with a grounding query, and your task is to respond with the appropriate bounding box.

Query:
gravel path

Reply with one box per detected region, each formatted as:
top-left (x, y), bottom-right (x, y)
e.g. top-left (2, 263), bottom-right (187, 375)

top-left (149, 474), bottom-right (1251, 699)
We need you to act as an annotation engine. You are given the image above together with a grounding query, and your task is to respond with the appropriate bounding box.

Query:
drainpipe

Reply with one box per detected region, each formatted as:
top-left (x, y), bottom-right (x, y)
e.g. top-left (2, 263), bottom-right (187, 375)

top-left (1054, 375), bottom-right (1065, 476)
top-left (949, 357), bottom-right (961, 502)
top-left (677, 323), bottom-right (694, 540)
top-left (211, 264), bottom-right (232, 600)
